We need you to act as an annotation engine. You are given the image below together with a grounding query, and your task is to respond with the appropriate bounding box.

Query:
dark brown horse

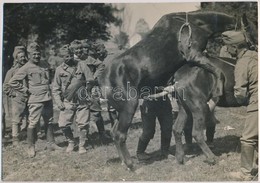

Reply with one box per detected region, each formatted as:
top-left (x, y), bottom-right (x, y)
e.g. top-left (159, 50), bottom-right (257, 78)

top-left (97, 11), bottom-right (235, 169)
top-left (171, 56), bottom-right (238, 165)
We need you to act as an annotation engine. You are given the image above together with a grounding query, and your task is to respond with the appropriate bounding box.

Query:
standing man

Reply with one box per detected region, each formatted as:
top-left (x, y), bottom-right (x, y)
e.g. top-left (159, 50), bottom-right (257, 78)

top-left (70, 40), bottom-right (110, 143)
top-left (3, 46), bottom-right (28, 146)
top-left (8, 42), bottom-right (62, 157)
top-left (221, 31), bottom-right (258, 181)
top-left (52, 44), bottom-right (93, 154)
top-left (137, 96), bottom-right (173, 162)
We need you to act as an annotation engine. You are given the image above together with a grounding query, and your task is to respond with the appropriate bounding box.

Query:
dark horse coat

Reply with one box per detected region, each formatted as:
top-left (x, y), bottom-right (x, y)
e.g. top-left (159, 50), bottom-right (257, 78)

top-left (66, 11), bottom-right (235, 170)
top-left (173, 57), bottom-right (238, 165)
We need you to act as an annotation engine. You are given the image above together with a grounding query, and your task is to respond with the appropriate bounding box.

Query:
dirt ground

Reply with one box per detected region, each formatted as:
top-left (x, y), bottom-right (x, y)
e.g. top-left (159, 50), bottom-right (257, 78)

top-left (1, 104), bottom-right (257, 181)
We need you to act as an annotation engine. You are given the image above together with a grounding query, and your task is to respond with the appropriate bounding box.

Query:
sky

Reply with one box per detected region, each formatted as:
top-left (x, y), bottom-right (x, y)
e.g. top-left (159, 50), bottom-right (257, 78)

top-left (109, 2), bottom-right (201, 47)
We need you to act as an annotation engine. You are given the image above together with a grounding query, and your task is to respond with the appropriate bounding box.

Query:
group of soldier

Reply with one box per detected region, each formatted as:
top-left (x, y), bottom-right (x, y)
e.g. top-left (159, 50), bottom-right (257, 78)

top-left (3, 39), bottom-right (113, 157)
top-left (2, 28), bottom-right (258, 181)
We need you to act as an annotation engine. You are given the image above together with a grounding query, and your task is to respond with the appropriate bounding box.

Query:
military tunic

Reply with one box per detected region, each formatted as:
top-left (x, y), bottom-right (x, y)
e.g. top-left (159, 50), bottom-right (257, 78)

top-left (74, 56), bottom-right (105, 126)
top-left (52, 61), bottom-right (94, 129)
top-left (8, 60), bottom-right (53, 129)
top-left (3, 64), bottom-right (28, 128)
top-left (234, 49), bottom-right (258, 146)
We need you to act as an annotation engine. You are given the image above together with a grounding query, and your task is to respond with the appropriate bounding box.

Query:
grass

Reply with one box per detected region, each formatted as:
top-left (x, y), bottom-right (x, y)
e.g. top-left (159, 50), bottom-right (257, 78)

top-left (2, 105), bottom-right (254, 181)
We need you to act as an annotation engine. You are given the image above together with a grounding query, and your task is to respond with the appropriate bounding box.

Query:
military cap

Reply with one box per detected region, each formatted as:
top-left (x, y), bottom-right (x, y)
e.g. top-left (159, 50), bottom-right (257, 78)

top-left (81, 39), bottom-right (90, 48)
top-left (222, 31), bottom-right (246, 45)
top-left (27, 42), bottom-right (41, 53)
top-left (69, 39), bottom-right (82, 50)
top-left (13, 46), bottom-right (26, 59)
top-left (59, 44), bottom-right (72, 56)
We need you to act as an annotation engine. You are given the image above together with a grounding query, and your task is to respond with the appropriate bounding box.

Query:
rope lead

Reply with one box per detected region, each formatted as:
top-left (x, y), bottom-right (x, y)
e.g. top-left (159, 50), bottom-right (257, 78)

top-left (178, 12), bottom-right (192, 48)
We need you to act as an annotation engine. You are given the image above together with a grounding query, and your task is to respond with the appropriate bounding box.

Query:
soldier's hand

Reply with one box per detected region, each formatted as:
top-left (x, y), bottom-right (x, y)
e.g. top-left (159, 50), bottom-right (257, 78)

top-left (57, 102), bottom-right (65, 111)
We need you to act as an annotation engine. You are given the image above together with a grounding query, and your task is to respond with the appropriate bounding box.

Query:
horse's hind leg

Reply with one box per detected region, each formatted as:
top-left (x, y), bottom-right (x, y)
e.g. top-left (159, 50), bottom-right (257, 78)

top-left (111, 100), bottom-right (138, 170)
top-left (192, 111), bottom-right (216, 165)
top-left (173, 107), bottom-right (187, 164)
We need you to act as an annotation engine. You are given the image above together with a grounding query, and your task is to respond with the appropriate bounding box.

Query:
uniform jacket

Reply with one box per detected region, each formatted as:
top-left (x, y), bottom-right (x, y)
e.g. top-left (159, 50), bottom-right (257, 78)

top-left (74, 56), bottom-right (105, 111)
top-left (8, 60), bottom-right (52, 104)
top-left (4, 64), bottom-right (28, 103)
top-left (74, 55), bottom-right (105, 80)
top-left (52, 61), bottom-right (94, 105)
top-left (234, 49), bottom-right (258, 112)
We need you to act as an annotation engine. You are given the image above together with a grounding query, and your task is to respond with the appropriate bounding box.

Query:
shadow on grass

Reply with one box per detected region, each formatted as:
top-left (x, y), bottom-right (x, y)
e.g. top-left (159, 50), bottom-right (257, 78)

top-left (133, 134), bottom-right (240, 166)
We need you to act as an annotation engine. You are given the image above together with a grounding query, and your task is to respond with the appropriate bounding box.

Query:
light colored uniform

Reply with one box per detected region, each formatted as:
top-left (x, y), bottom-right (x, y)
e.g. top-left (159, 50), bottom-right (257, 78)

top-left (3, 64), bottom-right (28, 136)
top-left (234, 49), bottom-right (258, 146)
top-left (52, 61), bottom-right (94, 129)
top-left (8, 60), bottom-right (53, 129)
top-left (74, 56), bottom-right (105, 128)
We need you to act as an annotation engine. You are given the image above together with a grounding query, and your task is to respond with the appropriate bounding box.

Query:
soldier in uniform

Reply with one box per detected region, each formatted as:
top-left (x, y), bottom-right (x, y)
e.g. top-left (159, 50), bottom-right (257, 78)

top-left (3, 46), bottom-right (28, 146)
top-left (52, 44), bottom-right (94, 154)
top-left (8, 42), bottom-right (62, 157)
top-left (221, 31), bottom-right (258, 181)
top-left (137, 96), bottom-right (173, 162)
top-left (70, 40), bottom-right (110, 143)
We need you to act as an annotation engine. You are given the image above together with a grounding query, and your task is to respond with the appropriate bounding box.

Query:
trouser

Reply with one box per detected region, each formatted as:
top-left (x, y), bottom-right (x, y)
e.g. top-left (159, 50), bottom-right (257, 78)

top-left (11, 99), bottom-right (28, 138)
top-left (58, 99), bottom-right (90, 130)
top-left (90, 110), bottom-right (105, 134)
top-left (139, 97), bottom-right (173, 151)
top-left (28, 100), bottom-right (54, 129)
top-left (240, 110), bottom-right (258, 175)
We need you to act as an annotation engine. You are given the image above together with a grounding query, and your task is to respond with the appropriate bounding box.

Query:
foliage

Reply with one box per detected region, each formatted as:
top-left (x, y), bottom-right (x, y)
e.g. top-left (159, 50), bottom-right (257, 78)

top-left (201, 2), bottom-right (257, 30)
top-left (114, 31), bottom-right (129, 50)
top-left (200, 2), bottom-right (258, 56)
top-left (3, 3), bottom-right (121, 74)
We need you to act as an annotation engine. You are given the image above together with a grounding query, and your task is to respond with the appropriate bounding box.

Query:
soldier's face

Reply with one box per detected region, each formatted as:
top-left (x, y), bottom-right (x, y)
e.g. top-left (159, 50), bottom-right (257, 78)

top-left (30, 52), bottom-right (41, 64)
top-left (16, 52), bottom-right (27, 66)
top-left (74, 46), bottom-right (83, 58)
top-left (227, 45), bottom-right (237, 57)
top-left (63, 54), bottom-right (74, 64)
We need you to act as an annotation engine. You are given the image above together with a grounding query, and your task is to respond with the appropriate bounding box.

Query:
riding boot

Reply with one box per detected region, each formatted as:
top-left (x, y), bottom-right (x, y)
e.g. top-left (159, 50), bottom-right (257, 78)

top-left (136, 138), bottom-right (151, 161)
top-left (62, 127), bottom-right (75, 153)
top-left (46, 124), bottom-right (63, 151)
top-left (161, 137), bottom-right (171, 159)
top-left (27, 128), bottom-right (36, 158)
top-left (184, 122), bottom-right (193, 152)
top-left (229, 144), bottom-right (255, 181)
top-left (96, 117), bottom-right (112, 144)
top-left (206, 125), bottom-right (215, 149)
top-left (12, 123), bottom-right (19, 146)
top-left (79, 128), bottom-right (87, 154)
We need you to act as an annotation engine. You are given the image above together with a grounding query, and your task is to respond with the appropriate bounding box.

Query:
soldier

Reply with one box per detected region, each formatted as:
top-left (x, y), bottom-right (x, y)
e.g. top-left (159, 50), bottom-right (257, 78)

top-left (221, 31), bottom-right (258, 181)
top-left (52, 44), bottom-right (93, 154)
top-left (70, 40), bottom-right (110, 143)
top-left (137, 96), bottom-right (173, 162)
top-left (3, 46), bottom-right (28, 146)
top-left (8, 42), bottom-right (62, 157)
top-left (47, 45), bottom-right (63, 81)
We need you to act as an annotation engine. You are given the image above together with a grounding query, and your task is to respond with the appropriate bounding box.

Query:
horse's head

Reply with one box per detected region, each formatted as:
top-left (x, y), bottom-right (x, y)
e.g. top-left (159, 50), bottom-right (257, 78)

top-left (240, 13), bottom-right (258, 48)
top-left (190, 11), bottom-right (235, 36)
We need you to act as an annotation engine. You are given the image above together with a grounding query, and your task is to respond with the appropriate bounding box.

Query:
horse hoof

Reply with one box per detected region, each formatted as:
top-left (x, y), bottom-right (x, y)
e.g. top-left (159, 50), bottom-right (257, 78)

top-left (126, 164), bottom-right (135, 172)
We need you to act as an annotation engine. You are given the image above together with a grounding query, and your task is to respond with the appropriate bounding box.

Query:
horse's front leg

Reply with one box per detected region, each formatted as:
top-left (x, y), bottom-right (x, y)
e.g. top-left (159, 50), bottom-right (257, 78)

top-left (111, 100), bottom-right (138, 171)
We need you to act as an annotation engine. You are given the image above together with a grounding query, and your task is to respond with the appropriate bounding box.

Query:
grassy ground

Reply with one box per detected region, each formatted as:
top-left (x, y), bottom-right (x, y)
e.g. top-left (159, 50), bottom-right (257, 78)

top-left (2, 104), bottom-right (256, 181)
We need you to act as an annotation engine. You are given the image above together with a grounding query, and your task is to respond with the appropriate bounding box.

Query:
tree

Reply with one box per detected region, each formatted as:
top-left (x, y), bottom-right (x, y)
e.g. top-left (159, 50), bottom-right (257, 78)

top-left (3, 3), bottom-right (121, 77)
top-left (200, 2), bottom-right (258, 56)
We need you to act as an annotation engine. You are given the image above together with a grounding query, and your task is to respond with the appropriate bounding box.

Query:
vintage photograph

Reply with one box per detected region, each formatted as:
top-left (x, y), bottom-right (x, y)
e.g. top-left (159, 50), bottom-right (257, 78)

top-left (1, 1), bottom-right (258, 181)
